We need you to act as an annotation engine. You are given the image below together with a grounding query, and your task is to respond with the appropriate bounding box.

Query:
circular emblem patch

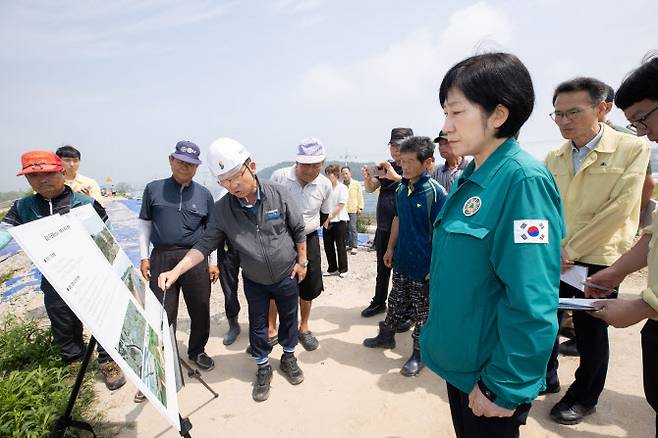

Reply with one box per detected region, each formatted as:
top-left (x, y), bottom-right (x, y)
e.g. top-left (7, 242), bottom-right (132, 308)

top-left (462, 196), bottom-right (481, 216)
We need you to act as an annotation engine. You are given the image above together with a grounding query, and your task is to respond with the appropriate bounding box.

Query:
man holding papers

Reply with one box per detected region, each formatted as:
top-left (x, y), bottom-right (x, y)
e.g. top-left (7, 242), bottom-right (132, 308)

top-left (544, 76), bottom-right (650, 424)
top-left (584, 55), bottom-right (658, 435)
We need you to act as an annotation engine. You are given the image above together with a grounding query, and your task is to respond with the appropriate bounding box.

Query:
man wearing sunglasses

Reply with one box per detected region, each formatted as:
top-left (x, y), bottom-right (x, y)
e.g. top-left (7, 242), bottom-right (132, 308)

top-left (544, 77), bottom-right (650, 425)
top-left (138, 141), bottom-right (218, 383)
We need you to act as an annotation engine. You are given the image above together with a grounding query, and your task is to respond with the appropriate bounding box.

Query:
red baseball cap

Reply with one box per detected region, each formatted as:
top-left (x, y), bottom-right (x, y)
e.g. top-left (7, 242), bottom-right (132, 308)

top-left (17, 151), bottom-right (64, 176)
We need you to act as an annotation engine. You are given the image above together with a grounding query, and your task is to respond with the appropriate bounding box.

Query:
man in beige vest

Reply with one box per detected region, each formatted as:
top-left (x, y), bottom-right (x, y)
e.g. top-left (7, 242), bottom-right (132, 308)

top-left (544, 77), bottom-right (650, 425)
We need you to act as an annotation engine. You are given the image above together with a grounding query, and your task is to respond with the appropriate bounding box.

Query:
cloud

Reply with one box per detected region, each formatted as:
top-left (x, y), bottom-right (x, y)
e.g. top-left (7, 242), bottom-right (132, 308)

top-left (296, 1), bottom-right (512, 108)
top-left (0, 0), bottom-right (229, 59)
top-left (439, 1), bottom-right (511, 56)
top-left (276, 0), bottom-right (323, 13)
top-left (274, 0), bottom-right (325, 27)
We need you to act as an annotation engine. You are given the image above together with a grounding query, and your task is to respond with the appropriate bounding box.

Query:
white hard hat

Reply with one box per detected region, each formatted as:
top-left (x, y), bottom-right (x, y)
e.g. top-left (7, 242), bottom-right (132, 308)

top-left (207, 137), bottom-right (251, 178)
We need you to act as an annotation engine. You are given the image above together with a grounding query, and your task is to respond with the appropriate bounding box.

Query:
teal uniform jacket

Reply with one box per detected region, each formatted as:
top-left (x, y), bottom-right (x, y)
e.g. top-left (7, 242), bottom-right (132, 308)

top-left (420, 138), bottom-right (564, 410)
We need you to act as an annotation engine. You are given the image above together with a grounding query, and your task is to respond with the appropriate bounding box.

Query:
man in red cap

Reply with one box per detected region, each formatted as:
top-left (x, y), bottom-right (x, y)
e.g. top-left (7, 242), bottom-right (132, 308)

top-left (0, 151), bottom-right (126, 390)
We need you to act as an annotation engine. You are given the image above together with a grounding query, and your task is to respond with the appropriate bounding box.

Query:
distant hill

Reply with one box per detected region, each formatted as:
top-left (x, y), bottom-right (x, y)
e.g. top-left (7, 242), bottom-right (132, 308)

top-left (258, 161), bottom-right (377, 180)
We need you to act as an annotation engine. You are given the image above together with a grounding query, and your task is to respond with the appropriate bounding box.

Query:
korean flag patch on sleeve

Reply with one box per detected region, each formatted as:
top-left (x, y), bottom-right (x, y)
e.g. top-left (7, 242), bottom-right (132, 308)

top-left (514, 220), bottom-right (549, 244)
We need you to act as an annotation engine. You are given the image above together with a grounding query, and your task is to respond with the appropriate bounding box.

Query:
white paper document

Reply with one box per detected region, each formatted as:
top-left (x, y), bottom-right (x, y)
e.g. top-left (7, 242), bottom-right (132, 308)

top-left (558, 298), bottom-right (614, 311)
top-left (560, 265), bottom-right (588, 292)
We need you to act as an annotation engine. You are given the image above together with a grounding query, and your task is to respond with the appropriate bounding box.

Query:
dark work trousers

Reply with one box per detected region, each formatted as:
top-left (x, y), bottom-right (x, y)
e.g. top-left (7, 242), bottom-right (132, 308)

top-left (243, 275), bottom-right (299, 360)
top-left (323, 220), bottom-right (348, 273)
top-left (545, 263), bottom-right (614, 407)
top-left (383, 273), bottom-right (428, 347)
top-left (447, 382), bottom-right (531, 438)
top-left (372, 228), bottom-right (392, 306)
top-left (298, 231), bottom-right (324, 301)
top-left (642, 319), bottom-right (658, 436)
top-left (149, 247), bottom-right (211, 358)
top-left (217, 242), bottom-right (241, 319)
top-left (42, 279), bottom-right (111, 364)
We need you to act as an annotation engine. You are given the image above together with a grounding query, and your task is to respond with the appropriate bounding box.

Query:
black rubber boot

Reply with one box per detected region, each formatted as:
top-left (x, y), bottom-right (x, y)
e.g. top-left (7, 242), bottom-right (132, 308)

top-left (400, 347), bottom-right (424, 377)
top-left (363, 321), bottom-right (396, 348)
top-left (223, 316), bottom-right (241, 346)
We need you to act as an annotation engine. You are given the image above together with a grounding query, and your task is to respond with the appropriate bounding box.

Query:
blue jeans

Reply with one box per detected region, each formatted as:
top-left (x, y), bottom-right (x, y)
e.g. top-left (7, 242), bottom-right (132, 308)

top-left (243, 275), bottom-right (299, 361)
top-left (347, 212), bottom-right (358, 248)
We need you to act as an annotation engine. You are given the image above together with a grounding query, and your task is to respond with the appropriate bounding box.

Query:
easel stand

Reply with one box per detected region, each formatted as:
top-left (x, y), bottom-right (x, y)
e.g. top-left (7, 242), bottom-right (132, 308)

top-left (52, 336), bottom-right (98, 438)
top-left (52, 337), bottom-right (203, 437)
top-left (179, 358), bottom-right (219, 399)
top-left (179, 415), bottom-right (193, 437)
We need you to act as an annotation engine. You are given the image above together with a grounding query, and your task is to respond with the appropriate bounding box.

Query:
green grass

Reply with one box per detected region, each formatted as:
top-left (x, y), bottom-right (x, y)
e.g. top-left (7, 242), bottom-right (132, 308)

top-left (0, 269), bottom-right (17, 285)
top-left (0, 316), bottom-right (99, 437)
top-left (356, 213), bottom-right (375, 233)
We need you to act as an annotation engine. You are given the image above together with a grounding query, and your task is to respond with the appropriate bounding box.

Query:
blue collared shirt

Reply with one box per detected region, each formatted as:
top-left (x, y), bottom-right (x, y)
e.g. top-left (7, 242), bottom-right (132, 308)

top-left (139, 176), bottom-right (215, 248)
top-left (572, 124), bottom-right (603, 174)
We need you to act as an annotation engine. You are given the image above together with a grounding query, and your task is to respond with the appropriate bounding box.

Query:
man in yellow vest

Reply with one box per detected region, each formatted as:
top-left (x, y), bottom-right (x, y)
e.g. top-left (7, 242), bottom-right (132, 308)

top-left (544, 76), bottom-right (650, 425)
top-left (56, 145), bottom-right (104, 206)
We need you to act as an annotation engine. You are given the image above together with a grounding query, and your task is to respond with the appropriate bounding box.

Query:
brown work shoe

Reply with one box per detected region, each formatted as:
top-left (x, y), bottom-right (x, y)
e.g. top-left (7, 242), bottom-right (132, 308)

top-left (99, 361), bottom-right (126, 391)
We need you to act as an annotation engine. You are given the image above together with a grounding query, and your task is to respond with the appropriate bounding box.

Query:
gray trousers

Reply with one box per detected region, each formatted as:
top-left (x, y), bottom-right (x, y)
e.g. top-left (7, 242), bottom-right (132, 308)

top-left (347, 212), bottom-right (358, 248)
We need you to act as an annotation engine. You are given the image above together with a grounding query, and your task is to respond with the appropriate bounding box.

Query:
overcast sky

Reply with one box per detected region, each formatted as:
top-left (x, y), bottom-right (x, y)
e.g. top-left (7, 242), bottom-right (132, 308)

top-left (1, 0), bottom-right (657, 191)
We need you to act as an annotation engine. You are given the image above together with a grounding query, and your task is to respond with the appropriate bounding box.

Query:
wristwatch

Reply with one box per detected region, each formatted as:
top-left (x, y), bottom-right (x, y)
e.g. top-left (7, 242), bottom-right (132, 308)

top-left (298, 260), bottom-right (309, 268)
top-left (477, 379), bottom-right (497, 403)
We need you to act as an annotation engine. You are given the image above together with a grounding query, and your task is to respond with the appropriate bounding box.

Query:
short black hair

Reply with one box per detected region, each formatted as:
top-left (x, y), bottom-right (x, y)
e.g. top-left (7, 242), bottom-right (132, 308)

top-left (340, 166), bottom-right (351, 173)
top-left (615, 53), bottom-right (658, 110)
top-left (604, 84), bottom-right (615, 103)
top-left (399, 136), bottom-right (435, 163)
top-left (439, 52), bottom-right (534, 139)
top-left (552, 77), bottom-right (608, 106)
top-left (55, 145), bottom-right (81, 159)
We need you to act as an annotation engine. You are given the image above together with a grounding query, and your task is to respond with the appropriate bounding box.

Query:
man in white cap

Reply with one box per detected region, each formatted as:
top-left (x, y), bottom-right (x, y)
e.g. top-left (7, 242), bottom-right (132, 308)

top-left (158, 138), bottom-right (308, 402)
top-left (270, 139), bottom-right (332, 351)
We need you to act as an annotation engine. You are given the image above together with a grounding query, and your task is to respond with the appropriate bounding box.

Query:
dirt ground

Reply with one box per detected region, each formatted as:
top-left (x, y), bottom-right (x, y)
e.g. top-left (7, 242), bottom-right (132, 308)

top-left (1, 236), bottom-right (655, 437)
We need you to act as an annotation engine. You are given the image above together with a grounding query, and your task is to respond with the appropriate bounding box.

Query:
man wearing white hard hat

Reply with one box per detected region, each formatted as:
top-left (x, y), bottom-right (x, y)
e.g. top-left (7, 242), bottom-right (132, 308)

top-left (270, 139), bottom-right (332, 351)
top-left (158, 138), bottom-right (308, 402)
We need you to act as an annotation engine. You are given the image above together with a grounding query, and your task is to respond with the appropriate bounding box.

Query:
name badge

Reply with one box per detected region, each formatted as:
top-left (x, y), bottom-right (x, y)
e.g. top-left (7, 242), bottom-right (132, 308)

top-left (265, 209), bottom-right (282, 221)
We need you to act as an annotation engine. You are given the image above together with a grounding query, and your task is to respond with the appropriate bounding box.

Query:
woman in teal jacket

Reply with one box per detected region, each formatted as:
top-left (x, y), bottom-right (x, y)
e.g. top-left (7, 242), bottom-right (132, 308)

top-left (420, 53), bottom-right (564, 437)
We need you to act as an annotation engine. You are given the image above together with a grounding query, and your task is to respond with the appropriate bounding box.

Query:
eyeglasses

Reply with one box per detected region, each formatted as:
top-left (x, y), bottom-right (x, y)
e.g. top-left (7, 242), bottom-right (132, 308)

top-left (218, 165), bottom-right (247, 188)
top-left (626, 106), bottom-right (658, 133)
top-left (549, 104), bottom-right (596, 122)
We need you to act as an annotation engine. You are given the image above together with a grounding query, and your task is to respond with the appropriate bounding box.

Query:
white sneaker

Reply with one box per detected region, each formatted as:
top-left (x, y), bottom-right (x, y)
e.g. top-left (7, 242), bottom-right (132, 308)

top-left (339, 272), bottom-right (348, 279)
top-left (350, 248), bottom-right (358, 255)
top-left (323, 271), bottom-right (339, 277)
